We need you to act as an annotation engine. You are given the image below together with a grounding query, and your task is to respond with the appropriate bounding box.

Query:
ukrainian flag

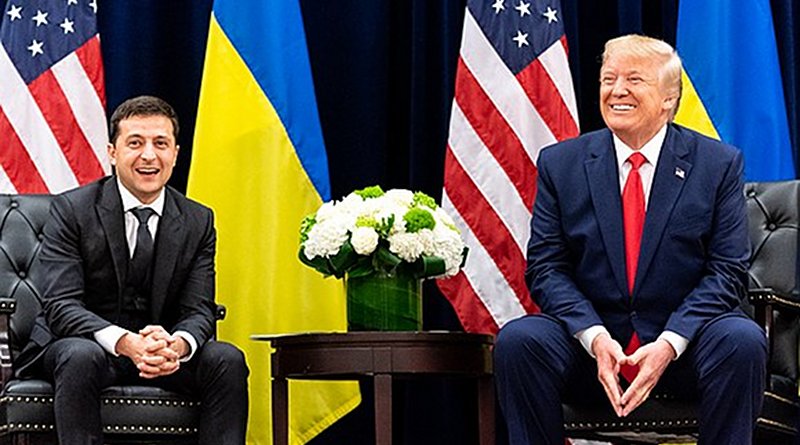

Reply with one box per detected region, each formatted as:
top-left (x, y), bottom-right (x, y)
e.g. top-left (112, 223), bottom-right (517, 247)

top-left (187, 1), bottom-right (360, 443)
top-left (675, 0), bottom-right (794, 181)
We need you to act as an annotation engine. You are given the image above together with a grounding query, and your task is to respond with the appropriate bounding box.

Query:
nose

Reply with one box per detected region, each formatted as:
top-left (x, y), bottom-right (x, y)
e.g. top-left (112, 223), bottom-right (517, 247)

top-left (611, 78), bottom-right (629, 96)
top-left (140, 141), bottom-right (157, 160)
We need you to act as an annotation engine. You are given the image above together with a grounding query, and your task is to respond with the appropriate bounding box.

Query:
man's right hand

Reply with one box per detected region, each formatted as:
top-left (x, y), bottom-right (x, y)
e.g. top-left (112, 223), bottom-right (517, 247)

top-left (114, 332), bottom-right (178, 378)
top-left (592, 332), bottom-right (626, 416)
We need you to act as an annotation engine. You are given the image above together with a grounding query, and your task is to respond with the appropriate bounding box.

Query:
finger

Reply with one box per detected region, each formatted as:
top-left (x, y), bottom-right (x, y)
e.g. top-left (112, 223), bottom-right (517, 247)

top-left (597, 371), bottom-right (623, 416)
top-left (139, 325), bottom-right (166, 335)
top-left (139, 354), bottom-right (168, 366)
top-left (144, 339), bottom-right (168, 352)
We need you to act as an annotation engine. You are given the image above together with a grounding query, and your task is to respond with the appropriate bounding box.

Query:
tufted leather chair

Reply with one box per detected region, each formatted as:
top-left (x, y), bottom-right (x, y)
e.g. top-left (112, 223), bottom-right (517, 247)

top-left (562, 180), bottom-right (800, 444)
top-left (0, 194), bottom-right (219, 444)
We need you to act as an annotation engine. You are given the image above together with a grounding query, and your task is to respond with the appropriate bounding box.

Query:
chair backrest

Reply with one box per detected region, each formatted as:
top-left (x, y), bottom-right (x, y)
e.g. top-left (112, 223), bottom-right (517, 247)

top-left (0, 195), bottom-right (51, 361)
top-left (745, 181), bottom-right (800, 384)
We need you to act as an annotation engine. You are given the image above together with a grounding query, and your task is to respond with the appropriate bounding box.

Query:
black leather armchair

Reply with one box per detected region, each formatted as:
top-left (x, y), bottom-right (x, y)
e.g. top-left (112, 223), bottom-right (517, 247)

top-left (0, 194), bottom-right (212, 444)
top-left (563, 180), bottom-right (800, 444)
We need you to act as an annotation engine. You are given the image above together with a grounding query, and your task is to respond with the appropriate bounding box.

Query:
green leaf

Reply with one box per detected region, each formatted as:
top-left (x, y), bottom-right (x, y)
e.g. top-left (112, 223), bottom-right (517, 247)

top-left (298, 249), bottom-right (333, 276)
top-left (329, 241), bottom-right (359, 278)
top-left (373, 245), bottom-right (402, 273)
top-left (414, 255), bottom-right (446, 279)
top-left (347, 257), bottom-right (375, 278)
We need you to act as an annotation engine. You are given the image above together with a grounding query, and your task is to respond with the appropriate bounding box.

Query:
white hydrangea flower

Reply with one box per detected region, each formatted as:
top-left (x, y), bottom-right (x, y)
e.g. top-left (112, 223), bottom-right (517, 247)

top-left (388, 232), bottom-right (425, 262)
top-left (303, 217), bottom-right (350, 259)
top-left (384, 189), bottom-right (414, 207)
top-left (350, 226), bottom-right (379, 255)
top-left (315, 201), bottom-right (337, 222)
top-left (432, 224), bottom-right (466, 276)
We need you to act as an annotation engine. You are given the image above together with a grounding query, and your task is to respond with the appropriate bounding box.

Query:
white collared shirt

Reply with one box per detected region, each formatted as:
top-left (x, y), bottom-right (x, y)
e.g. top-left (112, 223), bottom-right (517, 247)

top-left (576, 125), bottom-right (689, 360)
top-left (94, 179), bottom-right (197, 361)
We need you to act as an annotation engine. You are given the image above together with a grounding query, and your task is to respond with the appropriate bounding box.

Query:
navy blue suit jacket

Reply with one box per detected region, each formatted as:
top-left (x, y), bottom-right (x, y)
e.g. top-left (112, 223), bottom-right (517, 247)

top-left (526, 124), bottom-right (750, 346)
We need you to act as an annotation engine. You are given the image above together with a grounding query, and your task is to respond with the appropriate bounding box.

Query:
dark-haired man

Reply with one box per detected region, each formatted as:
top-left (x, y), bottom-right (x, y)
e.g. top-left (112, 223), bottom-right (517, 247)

top-left (18, 95), bottom-right (249, 445)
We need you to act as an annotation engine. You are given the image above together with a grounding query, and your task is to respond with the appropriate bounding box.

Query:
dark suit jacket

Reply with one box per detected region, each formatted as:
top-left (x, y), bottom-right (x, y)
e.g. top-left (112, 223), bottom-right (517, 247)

top-left (16, 176), bottom-right (217, 377)
top-left (526, 124), bottom-right (750, 346)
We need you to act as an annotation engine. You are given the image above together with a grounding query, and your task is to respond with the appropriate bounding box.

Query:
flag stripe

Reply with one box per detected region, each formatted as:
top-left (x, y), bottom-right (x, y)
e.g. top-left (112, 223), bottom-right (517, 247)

top-left (448, 103), bottom-right (531, 253)
top-left (0, 44), bottom-right (78, 193)
top-left (444, 147), bottom-right (535, 311)
top-left (74, 35), bottom-right (106, 107)
top-left (51, 50), bottom-right (109, 172)
top-left (454, 57), bottom-right (537, 208)
top-left (28, 69), bottom-right (105, 184)
top-left (538, 36), bottom-right (579, 126)
top-left (0, 107), bottom-right (48, 193)
top-left (515, 59), bottom-right (578, 142)
top-left (0, 165), bottom-right (16, 194)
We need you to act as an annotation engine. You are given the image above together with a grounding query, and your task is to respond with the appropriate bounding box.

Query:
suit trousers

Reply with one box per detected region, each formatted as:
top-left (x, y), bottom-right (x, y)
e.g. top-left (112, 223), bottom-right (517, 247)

top-left (494, 313), bottom-right (766, 445)
top-left (40, 337), bottom-right (249, 445)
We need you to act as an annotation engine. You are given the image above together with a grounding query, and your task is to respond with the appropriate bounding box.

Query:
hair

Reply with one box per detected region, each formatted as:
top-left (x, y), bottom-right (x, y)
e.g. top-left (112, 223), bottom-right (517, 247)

top-left (109, 95), bottom-right (179, 144)
top-left (602, 35), bottom-right (683, 117)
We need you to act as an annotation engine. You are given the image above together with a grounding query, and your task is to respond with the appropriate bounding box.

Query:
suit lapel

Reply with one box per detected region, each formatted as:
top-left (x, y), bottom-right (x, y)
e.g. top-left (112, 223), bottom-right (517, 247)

top-left (150, 189), bottom-right (184, 320)
top-left (584, 130), bottom-right (629, 297)
top-left (634, 125), bottom-right (692, 293)
top-left (97, 178), bottom-right (128, 293)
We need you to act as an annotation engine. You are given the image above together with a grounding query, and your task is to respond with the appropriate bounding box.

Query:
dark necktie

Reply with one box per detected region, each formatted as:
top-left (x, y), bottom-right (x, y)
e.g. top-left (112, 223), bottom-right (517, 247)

top-left (129, 207), bottom-right (156, 305)
top-left (620, 152), bottom-right (646, 383)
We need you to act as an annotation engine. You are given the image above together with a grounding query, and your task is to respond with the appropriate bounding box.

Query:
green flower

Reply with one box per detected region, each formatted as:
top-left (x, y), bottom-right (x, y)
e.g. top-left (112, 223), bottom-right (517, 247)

top-left (354, 185), bottom-right (385, 199)
top-left (412, 191), bottom-right (437, 209)
top-left (299, 213), bottom-right (317, 243)
top-left (403, 208), bottom-right (436, 233)
top-left (355, 215), bottom-right (379, 228)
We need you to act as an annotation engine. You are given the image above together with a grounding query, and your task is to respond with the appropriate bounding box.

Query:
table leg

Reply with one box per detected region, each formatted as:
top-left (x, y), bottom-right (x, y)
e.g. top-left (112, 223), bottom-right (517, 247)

top-left (272, 377), bottom-right (289, 445)
top-left (478, 375), bottom-right (495, 445)
top-left (374, 374), bottom-right (392, 445)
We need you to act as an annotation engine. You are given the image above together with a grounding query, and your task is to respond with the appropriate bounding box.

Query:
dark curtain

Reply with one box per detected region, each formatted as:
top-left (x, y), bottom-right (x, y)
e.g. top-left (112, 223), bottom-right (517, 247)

top-left (2, 0), bottom-right (797, 443)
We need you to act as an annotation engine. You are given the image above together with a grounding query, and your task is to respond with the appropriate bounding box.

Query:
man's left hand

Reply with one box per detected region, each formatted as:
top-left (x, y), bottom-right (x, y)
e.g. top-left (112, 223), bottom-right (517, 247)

top-left (618, 339), bottom-right (676, 416)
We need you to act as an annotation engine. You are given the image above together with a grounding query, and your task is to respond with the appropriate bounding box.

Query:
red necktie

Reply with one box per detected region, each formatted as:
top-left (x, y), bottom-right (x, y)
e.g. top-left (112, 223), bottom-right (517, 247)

top-left (620, 152), bottom-right (646, 383)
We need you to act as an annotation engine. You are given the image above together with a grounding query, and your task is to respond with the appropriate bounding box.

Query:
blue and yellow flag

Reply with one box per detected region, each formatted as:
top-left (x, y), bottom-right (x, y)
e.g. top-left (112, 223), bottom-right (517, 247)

top-left (187, 1), bottom-right (360, 443)
top-left (675, 0), bottom-right (794, 181)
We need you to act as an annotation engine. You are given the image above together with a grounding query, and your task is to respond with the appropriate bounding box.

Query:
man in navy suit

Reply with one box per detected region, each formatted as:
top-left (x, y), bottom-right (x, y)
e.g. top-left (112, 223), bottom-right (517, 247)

top-left (18, 96), bottom-right (249, 445)
top-left (494, 35), bottom-right (766, 444)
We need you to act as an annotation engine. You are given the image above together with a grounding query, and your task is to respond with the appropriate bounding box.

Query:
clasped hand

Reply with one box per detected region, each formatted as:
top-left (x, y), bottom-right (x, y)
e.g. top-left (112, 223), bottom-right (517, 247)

top-left (591, 333), bottom-right (676, 417)
top-left (116, 325), bottom-right (189, 379)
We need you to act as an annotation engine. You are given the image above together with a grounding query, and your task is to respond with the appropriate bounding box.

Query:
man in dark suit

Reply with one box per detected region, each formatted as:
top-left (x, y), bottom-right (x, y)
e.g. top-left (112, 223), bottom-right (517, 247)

top-left (19, 96), bottom-right (249, 445)
top-left (494, 35), bottom-right (766, 444)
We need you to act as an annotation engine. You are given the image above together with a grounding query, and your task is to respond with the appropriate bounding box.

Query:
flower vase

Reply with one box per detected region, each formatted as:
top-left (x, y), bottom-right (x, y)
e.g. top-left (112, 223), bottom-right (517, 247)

top-left (345, 270), bottom-right (422, 331)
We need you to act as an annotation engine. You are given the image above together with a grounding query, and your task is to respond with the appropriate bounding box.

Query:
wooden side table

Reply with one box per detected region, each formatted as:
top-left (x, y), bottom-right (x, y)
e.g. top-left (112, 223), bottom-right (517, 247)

top-left (254, 331), bottom-right (494, 445)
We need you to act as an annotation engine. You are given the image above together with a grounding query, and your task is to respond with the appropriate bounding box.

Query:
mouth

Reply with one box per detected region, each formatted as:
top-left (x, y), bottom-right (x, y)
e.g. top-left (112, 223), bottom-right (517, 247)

top-left (135, 167), bottom-right (160, 176)
top-left (610, 104), bottom-right (635, 111)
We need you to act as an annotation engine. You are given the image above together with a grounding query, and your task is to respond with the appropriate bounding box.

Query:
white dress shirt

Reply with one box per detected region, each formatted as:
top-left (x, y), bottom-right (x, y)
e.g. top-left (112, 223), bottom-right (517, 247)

top-left (576, 125), bottom-right (689, 360)
top-left (93, 179), bottom-right (198, 361)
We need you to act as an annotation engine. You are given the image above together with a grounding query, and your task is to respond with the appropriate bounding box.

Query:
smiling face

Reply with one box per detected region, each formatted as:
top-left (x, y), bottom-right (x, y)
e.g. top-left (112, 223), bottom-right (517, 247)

top-left (599, 53), bottom-right (678, 149)
top-left (108, 115), bottom-right (179, 204)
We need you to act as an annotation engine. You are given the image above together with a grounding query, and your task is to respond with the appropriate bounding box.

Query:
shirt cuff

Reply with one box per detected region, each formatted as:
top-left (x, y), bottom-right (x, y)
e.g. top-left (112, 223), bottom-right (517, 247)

top-left (94, 325), bottom-right (131, 356)
top-left (576, 325), bottom-right (609, 358)
top-left (173, 331), bottom-right (198, 362)
top-left (658, 331), bottom-right (689, 360)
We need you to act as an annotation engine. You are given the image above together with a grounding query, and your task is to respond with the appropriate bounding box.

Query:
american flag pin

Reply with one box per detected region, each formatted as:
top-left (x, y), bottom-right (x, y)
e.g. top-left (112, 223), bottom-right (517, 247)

top-left (675, 167), bottom-right (685, 179)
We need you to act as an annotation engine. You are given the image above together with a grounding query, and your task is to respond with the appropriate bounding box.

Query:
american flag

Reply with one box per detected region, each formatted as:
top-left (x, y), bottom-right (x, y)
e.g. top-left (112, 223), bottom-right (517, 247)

top-left (438, 0), bottom-right (579, 335)
top-left (0, 0), bottom-right (108, 194)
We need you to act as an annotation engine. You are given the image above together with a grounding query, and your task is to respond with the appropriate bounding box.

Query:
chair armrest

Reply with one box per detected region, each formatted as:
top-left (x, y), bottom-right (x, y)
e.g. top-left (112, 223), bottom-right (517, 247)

top-left (748, 288), bottom-right (800, 315)
top-left (0, 297), bottom-right (16, 387)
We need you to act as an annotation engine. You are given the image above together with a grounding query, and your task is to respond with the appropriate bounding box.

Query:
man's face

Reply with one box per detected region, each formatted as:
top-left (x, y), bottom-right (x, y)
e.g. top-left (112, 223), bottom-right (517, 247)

top-left (599, 53), bottom-right (676, 148)
top-left (108, 115), bottom-right (179, 204)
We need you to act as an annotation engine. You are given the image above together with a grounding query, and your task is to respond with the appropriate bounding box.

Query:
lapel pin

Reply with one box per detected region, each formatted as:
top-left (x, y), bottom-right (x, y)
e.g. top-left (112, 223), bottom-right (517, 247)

top-left (675, 167), bottom-right (685, 179)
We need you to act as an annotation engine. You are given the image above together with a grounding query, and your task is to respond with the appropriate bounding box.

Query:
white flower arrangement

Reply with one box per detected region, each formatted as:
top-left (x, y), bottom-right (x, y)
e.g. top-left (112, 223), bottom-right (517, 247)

top-left (299, 186), bottom-right (467, 279)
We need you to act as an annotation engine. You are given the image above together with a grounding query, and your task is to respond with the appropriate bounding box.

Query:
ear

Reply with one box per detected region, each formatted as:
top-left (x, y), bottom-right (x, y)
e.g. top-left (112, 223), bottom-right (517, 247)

top-left (174, 145), bottom-right (180, 167)
top-left (662, 94), bottom-right (678, 112)
top-left (107, 143), bottom-right (116, 166)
